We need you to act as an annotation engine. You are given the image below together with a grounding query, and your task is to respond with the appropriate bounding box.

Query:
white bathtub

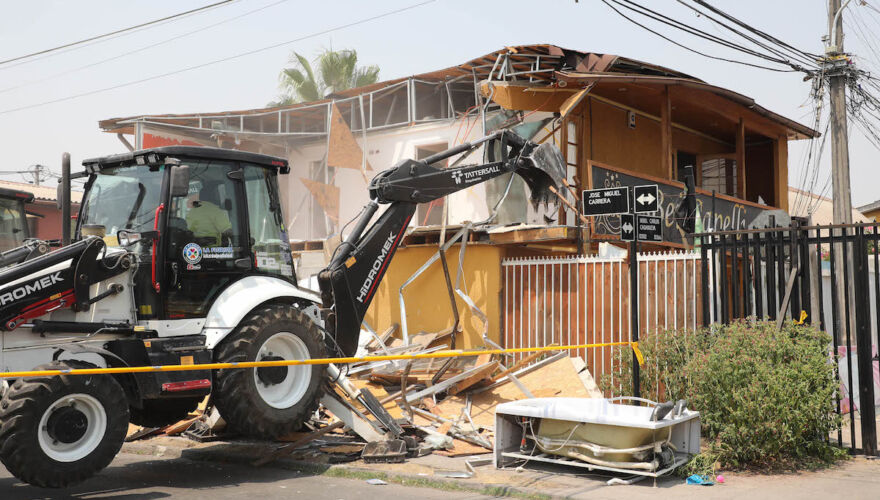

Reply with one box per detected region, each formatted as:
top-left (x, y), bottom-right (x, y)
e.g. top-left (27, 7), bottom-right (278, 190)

top-left (494, 397), bottom-right (701, 477)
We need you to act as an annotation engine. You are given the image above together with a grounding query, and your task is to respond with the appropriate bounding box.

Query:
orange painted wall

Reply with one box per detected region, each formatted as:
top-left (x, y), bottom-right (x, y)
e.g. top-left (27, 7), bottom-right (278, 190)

top-left (363, 244), bottom-right (504, 348)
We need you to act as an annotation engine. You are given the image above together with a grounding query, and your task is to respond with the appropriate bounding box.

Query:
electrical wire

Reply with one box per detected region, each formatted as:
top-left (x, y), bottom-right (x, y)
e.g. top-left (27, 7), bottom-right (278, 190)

top-left (0, 0), bottom-right (237, 67)
top-left (599, 0), bottom-right (798, 73)
top-left (675, 0), bottom-right (819, 69)
top-left (609, 0), bottom-right (814, 71)
top-left (0, 0), bottom-right (437, 116)
top-left (0, 0), bottom-right (292, 95)
top-left (688, 0), bottom-right (822, 62)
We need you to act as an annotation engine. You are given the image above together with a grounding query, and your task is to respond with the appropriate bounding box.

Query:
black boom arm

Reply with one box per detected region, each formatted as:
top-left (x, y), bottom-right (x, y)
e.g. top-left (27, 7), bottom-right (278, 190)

top-left (317, 130), bottom-right (565, 356)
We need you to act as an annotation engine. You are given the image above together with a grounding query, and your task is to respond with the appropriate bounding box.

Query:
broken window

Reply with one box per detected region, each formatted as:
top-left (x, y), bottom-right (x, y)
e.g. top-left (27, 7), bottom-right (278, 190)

top-left (308, 160), bottom-right (336, 238)
top-left (700, 156), bottom-right (737, 197)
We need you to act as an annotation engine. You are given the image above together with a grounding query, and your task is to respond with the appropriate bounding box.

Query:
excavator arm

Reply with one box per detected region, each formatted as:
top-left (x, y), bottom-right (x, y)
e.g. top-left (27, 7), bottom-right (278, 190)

top-left (318, 130), bottom-right (566, 356)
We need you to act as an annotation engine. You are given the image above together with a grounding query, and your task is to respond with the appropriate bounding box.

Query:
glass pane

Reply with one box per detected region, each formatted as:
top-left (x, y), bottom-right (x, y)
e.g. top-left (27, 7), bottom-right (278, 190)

top-left (0, 197), bottom-right (27, 251)
top-left (244, 165), bottom-right (294, 278)
top-left (165, 160), bottom-right (246, 318)
top-left (700, 158), bottom-right (737, 197)
top-left (165, 160), bottom-right (246, 268)
top-left (80, 165), bottom-right (164, 252)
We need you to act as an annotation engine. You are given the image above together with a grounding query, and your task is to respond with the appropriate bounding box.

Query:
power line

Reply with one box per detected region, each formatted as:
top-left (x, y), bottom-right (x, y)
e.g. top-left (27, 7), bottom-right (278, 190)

top-left (599, 0), bottom-right (797, 72)
top-left (0, 0), bottom-right (291, 95)
top-left (610, 0), bottom-right (816, 71)
top-left (678, 0), bottom-right (819, 69)
top-left (689, 1), bottom-right (821, 62)
top-left (0, 0), bottom-right (437, 116)
top-left (0, 0), bottom-right (237, 67)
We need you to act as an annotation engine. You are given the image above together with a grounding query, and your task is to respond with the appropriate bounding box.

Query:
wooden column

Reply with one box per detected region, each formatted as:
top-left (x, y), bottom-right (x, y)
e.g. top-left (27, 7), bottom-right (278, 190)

top-left (580, 99), bottom-right (592, 188)
top-left (559, 116), bottom-right (569, 223)
top-left (736, 118), bottom-right (746, 199)
top-left (773, 135), bottom-right (789, 211)
top-left (660, 86), bottom-right (673, 179)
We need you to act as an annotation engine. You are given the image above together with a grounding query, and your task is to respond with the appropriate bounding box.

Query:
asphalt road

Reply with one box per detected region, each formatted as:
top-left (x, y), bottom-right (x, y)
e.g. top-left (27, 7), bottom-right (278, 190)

top-left (0, 453), bottom-right (491, 500)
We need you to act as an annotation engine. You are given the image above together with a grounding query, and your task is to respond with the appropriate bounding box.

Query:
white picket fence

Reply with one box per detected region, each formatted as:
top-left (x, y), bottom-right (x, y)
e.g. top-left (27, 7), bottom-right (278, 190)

top-left (502, 250), bottom-right (701, 393)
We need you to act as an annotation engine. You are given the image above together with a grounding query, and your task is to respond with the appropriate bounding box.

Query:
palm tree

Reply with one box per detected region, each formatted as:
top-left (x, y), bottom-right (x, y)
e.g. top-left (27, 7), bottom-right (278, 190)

top-left (270, 49), bottom-right (379, 106)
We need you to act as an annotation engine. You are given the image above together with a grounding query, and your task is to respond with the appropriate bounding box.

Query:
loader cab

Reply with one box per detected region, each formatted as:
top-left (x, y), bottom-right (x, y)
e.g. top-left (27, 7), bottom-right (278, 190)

top-left (0, 187), bottom-right (32, 252)
top-left (78, 148), bottom-right (294, 321)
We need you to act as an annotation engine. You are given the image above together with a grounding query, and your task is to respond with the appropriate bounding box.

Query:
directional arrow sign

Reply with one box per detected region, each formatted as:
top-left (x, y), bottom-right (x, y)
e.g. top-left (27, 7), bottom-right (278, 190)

top-left (633, 184), bottom-right (659, 213)
top-left (582, 186), bottom-right (630, 216)
top-left (637, 215), bottom-right (663, 242)
top-left (620, 213), bottom-right (635, 242)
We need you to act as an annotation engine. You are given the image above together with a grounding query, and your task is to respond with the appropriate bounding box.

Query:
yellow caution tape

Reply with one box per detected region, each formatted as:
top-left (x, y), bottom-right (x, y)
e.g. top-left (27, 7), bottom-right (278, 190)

top-left (0, 341), bottom-right (644, 379)
top-left (631, 341), bottom-right (645, 367)
top-left (795, 310), bottom-right (808, 325)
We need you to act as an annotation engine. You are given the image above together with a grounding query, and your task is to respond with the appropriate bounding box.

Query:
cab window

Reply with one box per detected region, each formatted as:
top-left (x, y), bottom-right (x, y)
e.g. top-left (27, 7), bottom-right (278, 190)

top-left (243, 164), bottom-right (294, 279)
top-left (164, 160), bottom-right (246, 318)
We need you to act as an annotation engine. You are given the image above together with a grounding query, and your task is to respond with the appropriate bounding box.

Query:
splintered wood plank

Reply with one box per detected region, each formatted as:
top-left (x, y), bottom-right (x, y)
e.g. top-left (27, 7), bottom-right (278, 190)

top-left (490, 349), bottom-right (553, 382)
top-left (447, 361), bottom-right (499, 395)
top-left (433, 356), bottom-right (592, 428)
top-left (350, 379), bottom-right (404, 419)
top-left (434, 439), bottom-right (493, 457)
top-left (163, 417), bottom-right (199, 436)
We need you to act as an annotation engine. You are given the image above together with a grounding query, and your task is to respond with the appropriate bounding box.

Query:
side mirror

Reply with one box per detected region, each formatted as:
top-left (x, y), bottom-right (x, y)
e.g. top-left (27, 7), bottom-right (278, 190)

top-left (56, 181), bottom-right (64, 210)
top-left (169, 165), bottom-right (191, 198)
top-left (117, 229), bottom-right (158, 247)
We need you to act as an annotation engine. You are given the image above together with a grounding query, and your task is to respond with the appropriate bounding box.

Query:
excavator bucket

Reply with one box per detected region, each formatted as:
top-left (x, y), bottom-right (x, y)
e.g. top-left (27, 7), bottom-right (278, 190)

top-left (515, 141), bottom-right (567, 207)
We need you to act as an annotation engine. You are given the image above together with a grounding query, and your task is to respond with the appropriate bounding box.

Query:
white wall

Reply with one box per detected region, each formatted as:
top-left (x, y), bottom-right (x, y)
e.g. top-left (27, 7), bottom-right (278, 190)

top-left (283, 111), bottom-right (565, 241)
top-left (284, 119), bottom-right (494, 241)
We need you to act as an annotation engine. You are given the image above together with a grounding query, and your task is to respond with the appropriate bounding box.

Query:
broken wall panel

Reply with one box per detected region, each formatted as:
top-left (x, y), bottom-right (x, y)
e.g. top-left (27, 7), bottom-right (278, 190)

top-left (299, 178), bottom-right (340, 223)
top-left (327, 103), bottom-right (372, 171)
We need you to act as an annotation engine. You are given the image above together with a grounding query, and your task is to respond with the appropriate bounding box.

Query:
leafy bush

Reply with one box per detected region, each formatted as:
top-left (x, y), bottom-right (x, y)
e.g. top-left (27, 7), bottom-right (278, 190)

top-left (601, 320), bottom-right (845, 469)
top-left (601, 327), bottom-right (706, 403)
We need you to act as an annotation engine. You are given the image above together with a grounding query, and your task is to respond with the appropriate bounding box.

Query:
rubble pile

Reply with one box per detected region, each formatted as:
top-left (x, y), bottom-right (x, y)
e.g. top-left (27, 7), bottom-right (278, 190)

top-left (125, 323), bottom-right (603, 466)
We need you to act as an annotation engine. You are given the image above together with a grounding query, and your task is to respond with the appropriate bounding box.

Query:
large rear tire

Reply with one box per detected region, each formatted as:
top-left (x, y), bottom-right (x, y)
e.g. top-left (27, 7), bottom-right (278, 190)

top-left (0, 360), bottom-right (129, 488)
top-left (213, 304), bottom-right (326, 439)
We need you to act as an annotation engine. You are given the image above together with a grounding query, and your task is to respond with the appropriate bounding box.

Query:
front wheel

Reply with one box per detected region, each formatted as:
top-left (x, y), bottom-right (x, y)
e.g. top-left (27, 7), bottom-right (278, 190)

top-left (0, 360), bottom-right (129, 488)
top-left (213, 304), bottom-right (326, 439)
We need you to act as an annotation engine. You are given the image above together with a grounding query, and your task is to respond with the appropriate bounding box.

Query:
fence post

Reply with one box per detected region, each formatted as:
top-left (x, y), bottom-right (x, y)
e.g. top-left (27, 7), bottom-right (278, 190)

top-left (630, 238), bottom-right (640, 399)
top-left (701, 232), bottom-right (711, 327)
top-left (853, 225), bottom-right (877, 455)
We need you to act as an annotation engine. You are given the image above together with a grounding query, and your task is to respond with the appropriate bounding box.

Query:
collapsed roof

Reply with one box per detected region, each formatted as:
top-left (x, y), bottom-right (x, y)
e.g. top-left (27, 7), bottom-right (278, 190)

top-left (98, 44), bottom-right (817, 148)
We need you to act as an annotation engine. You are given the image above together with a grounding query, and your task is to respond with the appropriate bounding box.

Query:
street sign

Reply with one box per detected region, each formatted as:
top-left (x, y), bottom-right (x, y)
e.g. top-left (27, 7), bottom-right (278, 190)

top-left (637, 215), bottom-right (663, 242)
top-left (620, 213), bottom-right (635, 241)
top-left (582, 186), bottom-right (630, 216)
top-left (633, 184), bottom-right (659, 213)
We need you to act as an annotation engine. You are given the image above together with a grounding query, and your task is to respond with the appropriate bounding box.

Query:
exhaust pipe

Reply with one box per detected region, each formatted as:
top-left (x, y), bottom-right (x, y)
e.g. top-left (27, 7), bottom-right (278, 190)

top-left (61, 152), bottom-right (71, 246)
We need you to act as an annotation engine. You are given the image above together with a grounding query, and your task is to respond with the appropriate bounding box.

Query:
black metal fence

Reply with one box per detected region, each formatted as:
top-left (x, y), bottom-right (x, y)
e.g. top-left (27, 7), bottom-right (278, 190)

top-left (699, 221), bottom-right (880, 455)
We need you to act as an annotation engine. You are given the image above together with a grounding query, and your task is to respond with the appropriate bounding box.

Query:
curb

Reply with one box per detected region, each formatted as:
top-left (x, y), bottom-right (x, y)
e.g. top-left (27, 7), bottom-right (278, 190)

top-left (121, 440), bottom-right (553, 499)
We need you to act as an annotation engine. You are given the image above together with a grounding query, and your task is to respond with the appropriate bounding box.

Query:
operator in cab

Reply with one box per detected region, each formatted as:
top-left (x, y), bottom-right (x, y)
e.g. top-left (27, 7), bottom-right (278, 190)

top-left (186, 182), bottom-right (231, 245)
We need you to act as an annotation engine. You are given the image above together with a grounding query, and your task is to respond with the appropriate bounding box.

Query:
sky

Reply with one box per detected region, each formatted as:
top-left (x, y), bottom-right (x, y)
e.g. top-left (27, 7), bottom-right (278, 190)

top-left (0, 0), bottom-right (876, 207)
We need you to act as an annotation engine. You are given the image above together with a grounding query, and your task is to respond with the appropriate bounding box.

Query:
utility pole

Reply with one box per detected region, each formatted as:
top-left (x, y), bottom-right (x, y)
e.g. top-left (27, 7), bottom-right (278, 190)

top-left (825, 0), bottom-right (876, 455)
top-left (827, 0), bottom-right (853, 230)
top-left (25, 164), bottom-right (49, 186)
top-left (825, 0), bottom-right (855, 347)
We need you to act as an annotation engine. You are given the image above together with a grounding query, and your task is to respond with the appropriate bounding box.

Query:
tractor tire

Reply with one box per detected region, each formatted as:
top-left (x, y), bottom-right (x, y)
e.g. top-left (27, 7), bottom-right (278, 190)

top-left (213, 304), bottom-right (326, 440)
top-left (129, 397), bottom-right (202, 428)
top-left (0, 360), bottom-right (129, 488)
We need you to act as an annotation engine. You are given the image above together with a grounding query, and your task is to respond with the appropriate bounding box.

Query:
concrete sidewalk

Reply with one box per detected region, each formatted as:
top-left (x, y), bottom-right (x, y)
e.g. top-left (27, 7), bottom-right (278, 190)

top-left (122, 436), bottom-right (880, 499)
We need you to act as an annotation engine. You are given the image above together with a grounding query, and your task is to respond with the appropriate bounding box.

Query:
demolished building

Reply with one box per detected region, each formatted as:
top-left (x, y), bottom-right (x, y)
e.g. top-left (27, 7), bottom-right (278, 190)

top-left (97, 44), bottom-right (817, 370)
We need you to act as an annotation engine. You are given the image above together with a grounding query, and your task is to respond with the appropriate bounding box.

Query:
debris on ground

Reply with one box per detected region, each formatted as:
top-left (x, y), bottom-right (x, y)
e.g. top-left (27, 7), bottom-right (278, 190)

top-left (145, 331), bottom-right (601, 469)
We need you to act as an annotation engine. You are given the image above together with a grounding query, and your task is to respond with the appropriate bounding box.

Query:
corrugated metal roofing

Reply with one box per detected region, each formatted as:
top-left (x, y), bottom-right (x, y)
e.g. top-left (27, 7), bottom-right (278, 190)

top-left (0, 179), bottom-right (83, 203)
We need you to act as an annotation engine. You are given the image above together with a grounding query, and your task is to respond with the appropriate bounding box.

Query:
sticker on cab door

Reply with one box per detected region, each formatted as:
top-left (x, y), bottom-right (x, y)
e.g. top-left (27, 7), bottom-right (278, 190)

top-left (182, 243), bottom-right (202, 264)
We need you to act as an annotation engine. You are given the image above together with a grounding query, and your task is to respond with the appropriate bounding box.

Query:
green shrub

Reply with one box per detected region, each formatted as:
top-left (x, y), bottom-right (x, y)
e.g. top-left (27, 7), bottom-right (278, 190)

top-left (689, 320), bottom-right (844, 468)
top-left (601, 327), bottom-right (707, 403)
top-left (601, 320), bottom-right (845, 469)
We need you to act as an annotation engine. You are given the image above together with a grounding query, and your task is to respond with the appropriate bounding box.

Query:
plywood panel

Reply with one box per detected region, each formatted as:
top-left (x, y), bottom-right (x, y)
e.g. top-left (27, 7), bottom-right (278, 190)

top-left (588, 98), bottom-right (664, 178)
top-left (327, 103), bottom-right (372, 171)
